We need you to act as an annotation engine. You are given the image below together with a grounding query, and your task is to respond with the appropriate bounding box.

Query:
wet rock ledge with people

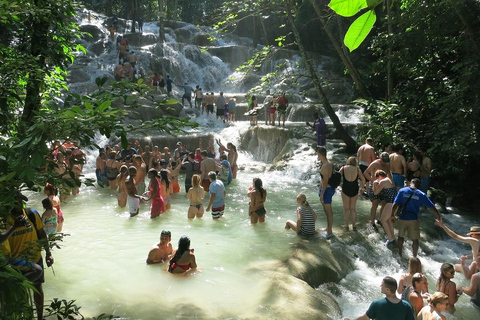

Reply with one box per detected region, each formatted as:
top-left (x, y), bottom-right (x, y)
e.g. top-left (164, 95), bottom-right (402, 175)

top-left (5, 9), bottom-right (479, 320)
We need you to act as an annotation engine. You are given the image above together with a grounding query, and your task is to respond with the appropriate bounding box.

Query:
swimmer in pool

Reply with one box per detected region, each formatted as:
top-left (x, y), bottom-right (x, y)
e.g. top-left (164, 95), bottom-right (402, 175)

top-left (146, 230), bottom-right (173, 264)
top-left (168, 236), bottom-right (197, 274)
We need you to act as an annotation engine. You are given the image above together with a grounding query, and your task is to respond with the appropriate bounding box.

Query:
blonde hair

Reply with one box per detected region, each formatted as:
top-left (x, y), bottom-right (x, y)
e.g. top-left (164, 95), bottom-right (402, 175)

top-left (407, 257), bottom-right (423, 274)
top-left (296, 193), bottom-right (310, 207)
top-left (427, 292), bottom-right (448, 307)
top-left (346, 156), bottom-right (357, 166)
top-left (191, 174), bottom-right (200, 187)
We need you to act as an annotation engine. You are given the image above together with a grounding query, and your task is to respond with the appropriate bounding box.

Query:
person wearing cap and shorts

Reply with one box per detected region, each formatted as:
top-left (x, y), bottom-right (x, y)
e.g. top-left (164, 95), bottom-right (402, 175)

top-left (363, 152), bottom-right (392, 230)
top-left (392, 178), bottom-right (442, 257)
top-left (173, 142), bottom-right (183, 161)
top-left (206, 172), bottom-right (226, 219)
top-left (434, 220), bottom-right (480, 279)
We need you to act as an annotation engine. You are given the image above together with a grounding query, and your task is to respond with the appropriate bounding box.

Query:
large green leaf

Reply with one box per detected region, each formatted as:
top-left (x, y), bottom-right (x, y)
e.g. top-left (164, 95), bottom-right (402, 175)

top-left (344, 10), bottom-right (376, 51)
top-left (329, 0), bottom-right (368, 17)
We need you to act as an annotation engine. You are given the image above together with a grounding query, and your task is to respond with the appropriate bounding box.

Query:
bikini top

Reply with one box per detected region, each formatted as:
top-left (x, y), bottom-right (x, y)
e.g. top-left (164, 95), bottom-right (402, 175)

top-left (171, 262), bottom-right (190, 271)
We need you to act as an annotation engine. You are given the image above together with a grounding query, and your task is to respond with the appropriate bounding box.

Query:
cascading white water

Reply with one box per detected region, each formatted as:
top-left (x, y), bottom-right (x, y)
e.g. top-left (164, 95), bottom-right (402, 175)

top-left (32, 12), bottom-right (480, 320)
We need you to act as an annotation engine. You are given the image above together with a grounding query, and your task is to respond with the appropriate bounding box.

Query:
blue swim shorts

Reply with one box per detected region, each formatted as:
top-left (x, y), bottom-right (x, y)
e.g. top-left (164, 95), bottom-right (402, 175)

top-left (318, 187), bottom-right (335, 204)
top-left (392, 173), bottom-right (405, 188)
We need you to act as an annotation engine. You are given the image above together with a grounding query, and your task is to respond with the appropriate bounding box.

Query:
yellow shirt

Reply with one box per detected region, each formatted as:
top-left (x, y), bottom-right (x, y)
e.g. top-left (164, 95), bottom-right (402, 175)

top-left (7, 210), bottom-right (45, 262)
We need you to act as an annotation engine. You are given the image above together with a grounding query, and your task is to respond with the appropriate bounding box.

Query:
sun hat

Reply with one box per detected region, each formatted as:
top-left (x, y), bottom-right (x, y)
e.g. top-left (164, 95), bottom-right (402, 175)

top-left (466, 226), bottom-right (480, 236)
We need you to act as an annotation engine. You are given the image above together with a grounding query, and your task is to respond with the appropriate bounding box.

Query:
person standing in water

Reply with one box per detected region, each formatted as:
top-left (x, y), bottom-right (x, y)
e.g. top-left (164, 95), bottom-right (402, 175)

top-left (417, 292), bottom-right (449, 320)
top-left (285, 193), bottom-right (317, 236)
top-left (247, 178), bottom-right (267, 224)
top-left (348, 276), bottom-right (415, 320)
top-left (317, 146), bottom-right (335, 239)
top-left (44, 183), bottom-right (64, 232)
top-left (339, 157), bottom-right (365, 231)
top-left (206, 171), bottom-right (226, 219)
top-left (187, 174), bottom-right (205, 219)
top-left (144, 168), bottom-right (164, 218)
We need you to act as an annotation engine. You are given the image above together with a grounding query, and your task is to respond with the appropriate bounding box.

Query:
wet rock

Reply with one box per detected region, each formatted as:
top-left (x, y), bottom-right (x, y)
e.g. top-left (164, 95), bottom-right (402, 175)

top-left (158, 103), bottom-right (183, 117)
top-left (89, 41), bottom-right (108, 56)
top-left (79, 24), bottom-right (104, 42)
top-left (67, 69), bottom-right (90, 83)
top-left (193, 33), bottom-right (211, 46)
top-left (123, 33), bottom-right (158, 47)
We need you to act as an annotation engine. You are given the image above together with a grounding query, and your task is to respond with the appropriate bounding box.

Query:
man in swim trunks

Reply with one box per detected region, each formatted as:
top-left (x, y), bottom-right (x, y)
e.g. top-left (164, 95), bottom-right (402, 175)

top-left (125, 166), bottom-right (146, 217)
top-left (263, 90), bottom-right (273, 125)
top-left (146, 230), bottom-right (173, 264)
top-left (200, 150), bottom-right (220, 192)
top-left (348, 276), bottom-right (415, 320)
top-left (392, 178), bottom-right (442, 257)
top-left (317, 146), bottom-right (335, 239)
top-left (357, 137), bottom-right (376, 173)
top-left (363, 152), bottom-right (391, 229)
top-left (132, 155), bottom-right (147, 195)
top-left (389, 144), bottom-right (407, 190)
top-left (206, 172), bottom-right (226, 219)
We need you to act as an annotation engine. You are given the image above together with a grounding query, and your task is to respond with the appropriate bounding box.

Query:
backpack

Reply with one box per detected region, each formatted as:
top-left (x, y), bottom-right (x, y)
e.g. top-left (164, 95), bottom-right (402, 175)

top-left (328, 170), bottom-right (341, 188)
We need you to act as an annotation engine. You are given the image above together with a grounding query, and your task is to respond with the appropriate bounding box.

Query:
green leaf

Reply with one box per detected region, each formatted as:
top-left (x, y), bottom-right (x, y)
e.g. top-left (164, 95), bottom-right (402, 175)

top-left (329, 0), bottom-right (368, 17)
top-left (344, 10), bottom-right (377, 52)
top-left (97, 100), bottom-right (111, 112)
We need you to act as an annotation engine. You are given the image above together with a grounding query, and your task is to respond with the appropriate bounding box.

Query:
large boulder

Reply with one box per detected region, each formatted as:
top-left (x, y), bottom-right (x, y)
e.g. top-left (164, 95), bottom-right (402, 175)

top-left (79, 24), bottom-right (104, 42)
top-left (123, 33), bottom-right (158, 47)
top-left (67, 69), bottom-right (90, 83)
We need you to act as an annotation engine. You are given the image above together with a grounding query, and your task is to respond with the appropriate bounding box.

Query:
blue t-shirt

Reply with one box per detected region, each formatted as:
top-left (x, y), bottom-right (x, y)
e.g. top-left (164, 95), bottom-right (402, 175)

top-left (209, 179), bottom-right (225, 208)
top-left (393, 187), bottom-right (434, 220)
top-left (366, 298), bottom-right (415, 320)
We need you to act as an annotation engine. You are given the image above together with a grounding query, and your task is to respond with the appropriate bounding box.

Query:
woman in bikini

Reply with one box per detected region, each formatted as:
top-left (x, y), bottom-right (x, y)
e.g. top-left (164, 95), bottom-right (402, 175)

top-left (44, 183), bottom-right (64, 232)
top-left (168, 236), bottom-right (197, 274)
top-left (407, 151), bottom-right (422, 185)
top-left (398, 257), bottom-right (423, 296)
top-left (437, 263), bottom-right (460, 311)
top-left (417, 292), bottom-right (449, 320)
top-left (339, 157), bottom-right (365, 231)
top-left (187, 174), bottom-right (205, 219)
top-left (247, 178), bottom-right (267, 224)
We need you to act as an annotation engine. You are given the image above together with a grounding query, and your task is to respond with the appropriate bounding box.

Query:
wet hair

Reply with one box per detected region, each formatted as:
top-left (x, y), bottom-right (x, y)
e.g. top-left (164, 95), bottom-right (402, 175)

top-left (42, 197), bottom-right (53, 210)
top-left (296, 193), bottom-right (310, 207)
top-left (161, 230), bottom-right (171, 237)
top-left (413, 151), bottom-right (423, 163)
top-left (375, 170), bottom-right (387, 178)
top-left (201, 150), bottom-right (208, 156)
top-left (220, 154), bottom-right (227, 161)
top-left (407, 257), bottom-right (423, 275)
top-left (346, 156), bottom-right (357, 166)
top-left (120, 165), bottom-right (128, 173)
top-left (160, 169), bottom-right (170, 189)
top-left (427, 292), bottom-right (448, 307)
top-left (411, 178), bottom-right (421, 189)
top-left (148, 168), bottom-right (159, 178)
top-left (317, 146), bottom-right (327, 157)
top-left (254, 178), bottom-right (264, 199)
top-left (188, 152), bottom-right (195, 160)
top-left (412, 273), bottom-right (426, 289)
top-left (191, 174), bottom-right (200, 187)
top-left (168, 236), bottom-right (191, 273)
top-left (382, 276), bottom-right (398, 292)
top-left (227, 142), bottom-right (236, 152)
top-left (208, 171), bottom-right (217, 180)
top-left (44, 183), bottom-right (57, 196)
top-left (108, 151), bottom-right (116, 159)
top-left (437, 263), bottom-right (454, 291)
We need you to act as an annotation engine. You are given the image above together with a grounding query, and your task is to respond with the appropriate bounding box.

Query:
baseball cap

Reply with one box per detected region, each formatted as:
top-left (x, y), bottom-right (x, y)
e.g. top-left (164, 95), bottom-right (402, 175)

top-left (381, 152), bottom-right (390, 162)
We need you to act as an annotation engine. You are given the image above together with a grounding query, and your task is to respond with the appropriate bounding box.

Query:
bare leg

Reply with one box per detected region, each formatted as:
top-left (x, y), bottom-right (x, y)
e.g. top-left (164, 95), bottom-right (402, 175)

top-left (341, 193), bottom-right (350, 229)
top-left (370, 200), bottom-right (379, 225)
top-left (188, 207), bottom-right (196, 219)
top-left (250, 212), bottom-right (259, 224)
top-left (412, 239), bottom-right (419, 257)
top-left (33, 283), bottom-right (44, 320)
top-left (380, 203), bottom-right (395, 240)
top-left (398, 236), bottom-right (405, 256)
top-left (285, 220), bottom-right (298, 232)
top-left (350, 195), bottom-right (358, 229)
top-left (323, 203), bottom-right (333, 235)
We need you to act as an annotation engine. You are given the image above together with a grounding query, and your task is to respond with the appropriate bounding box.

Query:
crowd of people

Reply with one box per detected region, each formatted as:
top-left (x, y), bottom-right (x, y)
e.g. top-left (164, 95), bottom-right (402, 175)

top-left (246, 89), bottom-right (289, 127)
top-left (2, 109), bottom-right (480, 318)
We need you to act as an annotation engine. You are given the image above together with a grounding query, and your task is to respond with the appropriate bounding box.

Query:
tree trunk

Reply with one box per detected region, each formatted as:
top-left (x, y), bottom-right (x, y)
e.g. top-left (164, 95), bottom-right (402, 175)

top-left (309, 0), bottom-right (370, 98)
top-left (130, 0), bottom-right (138, 33)
top-left (286, 1), bottom-right (358, 152)
top-left (260, 16), bottom-right (269, 45)
top-left (386, 0), bottom-right (393, 100)
top-left (158, 0), bottom-right (166, 42)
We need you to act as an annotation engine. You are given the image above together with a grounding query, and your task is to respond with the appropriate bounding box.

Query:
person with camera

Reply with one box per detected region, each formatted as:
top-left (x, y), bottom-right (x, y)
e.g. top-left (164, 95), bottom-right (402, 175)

top-left (392, 178), bottom-right (442, 257)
